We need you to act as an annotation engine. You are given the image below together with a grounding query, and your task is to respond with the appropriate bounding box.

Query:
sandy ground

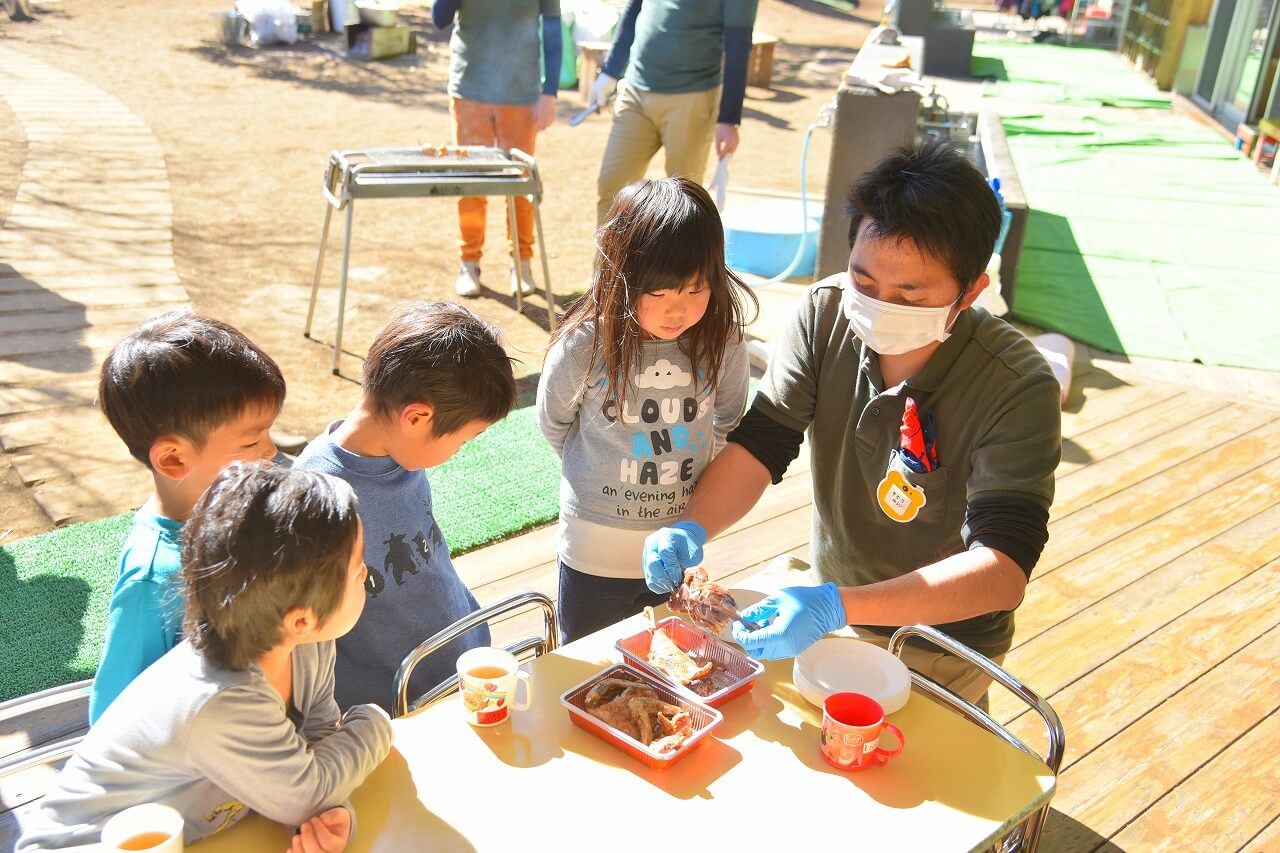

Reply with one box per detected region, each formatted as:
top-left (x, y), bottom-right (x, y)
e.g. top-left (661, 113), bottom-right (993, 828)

top-left (0, 0), bottom-right (880, 540)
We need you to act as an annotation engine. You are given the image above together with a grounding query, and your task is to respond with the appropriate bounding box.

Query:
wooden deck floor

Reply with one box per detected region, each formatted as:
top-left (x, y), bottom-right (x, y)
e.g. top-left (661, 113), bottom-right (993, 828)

top-left (2, 355), bottom-right (1278, 850)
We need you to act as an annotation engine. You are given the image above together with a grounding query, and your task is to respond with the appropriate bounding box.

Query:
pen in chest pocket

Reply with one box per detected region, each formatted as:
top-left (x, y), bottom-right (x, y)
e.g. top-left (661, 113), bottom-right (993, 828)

top-left (898, 397), bottom-right (939, 473)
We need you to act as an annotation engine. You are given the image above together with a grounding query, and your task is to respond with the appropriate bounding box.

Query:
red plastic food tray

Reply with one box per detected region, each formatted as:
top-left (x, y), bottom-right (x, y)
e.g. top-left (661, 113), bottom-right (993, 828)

top-left (560, 664), bottom-right (722, 770)
top-left (615, 616), bottom-right (763, 707)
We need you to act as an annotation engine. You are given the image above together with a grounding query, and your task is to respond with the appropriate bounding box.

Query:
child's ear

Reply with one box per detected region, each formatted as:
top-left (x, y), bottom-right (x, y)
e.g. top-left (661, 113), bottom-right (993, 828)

top-left (401, 402), bottom-right (435, 433)
top-left (281, 606), bottom-right (318, 641)
top-left (149, 436), bottom-right (192, 481)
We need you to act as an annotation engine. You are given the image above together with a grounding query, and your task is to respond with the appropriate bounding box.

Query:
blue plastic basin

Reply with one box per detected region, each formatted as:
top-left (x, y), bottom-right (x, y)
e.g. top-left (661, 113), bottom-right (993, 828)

top-left (722, 199), bottom-right (823, 279)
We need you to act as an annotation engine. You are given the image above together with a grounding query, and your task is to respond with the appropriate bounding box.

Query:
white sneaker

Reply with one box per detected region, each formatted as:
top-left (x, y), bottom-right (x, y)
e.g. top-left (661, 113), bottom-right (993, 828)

top-left (454, 261), bottom-right (482, 298)
top-left (510, 259), bottom-right (536, 297)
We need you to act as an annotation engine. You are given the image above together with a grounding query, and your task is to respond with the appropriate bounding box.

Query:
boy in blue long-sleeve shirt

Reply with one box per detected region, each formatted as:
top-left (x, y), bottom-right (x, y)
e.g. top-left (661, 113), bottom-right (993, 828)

top-left (296, 302), bottom-right (517, 712)
top-left (88, 312), bottom-right (285, 723)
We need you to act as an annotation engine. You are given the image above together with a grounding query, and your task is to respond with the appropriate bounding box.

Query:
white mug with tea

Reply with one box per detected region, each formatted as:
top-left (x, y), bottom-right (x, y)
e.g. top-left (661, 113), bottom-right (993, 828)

top-left (101, 802), bottom-right (184, 852)
top-left (456, 647), bottom-right (533, 727)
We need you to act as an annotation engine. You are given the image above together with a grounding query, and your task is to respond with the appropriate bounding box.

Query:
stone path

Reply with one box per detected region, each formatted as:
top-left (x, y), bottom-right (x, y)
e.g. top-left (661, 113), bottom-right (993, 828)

top-left (0, 47), bottom-right (189, 526)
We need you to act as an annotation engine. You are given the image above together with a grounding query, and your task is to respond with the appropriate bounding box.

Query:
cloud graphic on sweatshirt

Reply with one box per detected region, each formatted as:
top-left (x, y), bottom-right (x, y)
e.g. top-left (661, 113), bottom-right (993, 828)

top-left (635, 359), bottom-right (691, 390)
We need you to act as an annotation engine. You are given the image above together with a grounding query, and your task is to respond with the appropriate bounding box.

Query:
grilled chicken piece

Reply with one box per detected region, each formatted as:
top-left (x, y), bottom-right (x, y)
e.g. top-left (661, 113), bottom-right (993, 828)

top-left (647, 627), bottom-right (714, 685)
top-left (582, 676), bottom-right (694, 751)
top-left (668, 567), bottom-right (741, 634)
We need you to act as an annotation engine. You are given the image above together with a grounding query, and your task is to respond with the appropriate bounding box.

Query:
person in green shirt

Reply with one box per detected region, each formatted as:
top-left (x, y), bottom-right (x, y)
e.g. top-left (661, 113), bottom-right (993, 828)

top-left (587, 0), bottom-right (759, 223)
top-left (641, 142), bottom-right (1062, 705)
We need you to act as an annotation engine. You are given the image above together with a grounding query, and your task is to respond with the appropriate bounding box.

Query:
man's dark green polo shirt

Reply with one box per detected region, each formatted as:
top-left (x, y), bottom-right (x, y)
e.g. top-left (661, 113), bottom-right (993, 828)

top-left (755, 275), bottom-right (1062, 657)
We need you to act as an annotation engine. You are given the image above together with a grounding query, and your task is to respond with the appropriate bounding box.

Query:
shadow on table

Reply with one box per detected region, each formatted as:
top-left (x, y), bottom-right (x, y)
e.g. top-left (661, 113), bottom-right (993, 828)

top-left (351, 749), bottom-right (476, 853)
top-left (464, 655), bottom-right (603, 770)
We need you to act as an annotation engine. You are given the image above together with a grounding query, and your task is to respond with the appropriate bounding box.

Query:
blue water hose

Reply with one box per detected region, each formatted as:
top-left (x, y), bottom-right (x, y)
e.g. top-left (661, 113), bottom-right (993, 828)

top-left (756, 100), bottom-right (835, 286)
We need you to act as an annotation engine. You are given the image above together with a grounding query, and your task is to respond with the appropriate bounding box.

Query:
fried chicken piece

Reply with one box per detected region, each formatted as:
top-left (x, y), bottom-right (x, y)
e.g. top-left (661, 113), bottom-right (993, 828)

top-left (668, 567), bottom-right (742, 634)
top-left (647, 627), bottom-right (714, 685)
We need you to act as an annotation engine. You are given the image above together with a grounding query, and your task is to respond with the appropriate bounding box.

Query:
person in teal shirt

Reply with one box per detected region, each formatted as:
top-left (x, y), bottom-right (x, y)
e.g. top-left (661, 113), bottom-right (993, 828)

top-left (89, 506), bottom-right (184, 723)
top-left (587, 0), bottom-right (759, 223)
top-left (88, 312), bottom-right (285, 723)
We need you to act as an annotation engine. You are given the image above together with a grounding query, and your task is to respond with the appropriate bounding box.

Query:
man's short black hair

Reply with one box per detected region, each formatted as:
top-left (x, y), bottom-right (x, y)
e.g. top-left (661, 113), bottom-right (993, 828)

top-left (98, 311), bottom-right (286, 467)
top-left (183, 462), bottom-right (359, 671)
top-left (846, 141), bottom-right (1002, 291)
top-left (363, 301), bottom-right (516, 435)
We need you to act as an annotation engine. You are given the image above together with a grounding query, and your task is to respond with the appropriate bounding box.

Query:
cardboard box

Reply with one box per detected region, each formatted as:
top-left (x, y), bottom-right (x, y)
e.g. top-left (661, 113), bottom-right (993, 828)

top-left (346, 23), bottom-right (415, 60)
top-left (311, 0), bottom-right (328, 33)
top-left (1235, 123), bottom-right (1259, 157)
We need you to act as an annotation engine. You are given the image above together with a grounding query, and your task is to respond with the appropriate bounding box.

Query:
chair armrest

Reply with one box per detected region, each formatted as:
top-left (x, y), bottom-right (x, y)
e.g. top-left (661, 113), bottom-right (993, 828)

top-left (887, 625), bottom-right (1065, 774)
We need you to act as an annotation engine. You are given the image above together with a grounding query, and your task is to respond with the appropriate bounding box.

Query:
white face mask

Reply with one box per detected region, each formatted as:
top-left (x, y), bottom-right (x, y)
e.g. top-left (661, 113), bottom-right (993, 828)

top-left (842, 282), bottom-right (960, 355)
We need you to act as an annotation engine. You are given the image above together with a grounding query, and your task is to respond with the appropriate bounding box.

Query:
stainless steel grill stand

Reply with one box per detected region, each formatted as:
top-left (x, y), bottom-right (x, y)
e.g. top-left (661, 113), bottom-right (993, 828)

top-left (304, 145), bottom-right (555, 374)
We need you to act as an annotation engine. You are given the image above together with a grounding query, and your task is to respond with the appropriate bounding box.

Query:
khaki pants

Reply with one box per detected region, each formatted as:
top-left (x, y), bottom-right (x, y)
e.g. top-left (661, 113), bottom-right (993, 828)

top-left (746, 556), bottom-right (1006, 707)
top-left (596, 82), bottom-right (720, 224)
top-left (450, 97), bottom-right (537, 262)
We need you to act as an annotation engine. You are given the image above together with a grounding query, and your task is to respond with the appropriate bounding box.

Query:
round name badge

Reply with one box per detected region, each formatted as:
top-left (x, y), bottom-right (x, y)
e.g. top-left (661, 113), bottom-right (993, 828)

top-left (876, 469), bottom-right (926, 523)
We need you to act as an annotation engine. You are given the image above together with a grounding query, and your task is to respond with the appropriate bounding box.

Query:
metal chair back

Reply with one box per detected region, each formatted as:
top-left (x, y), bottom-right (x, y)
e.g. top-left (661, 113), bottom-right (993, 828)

top-left (888, 625), bottom-right (1065, 853)
top-left (392, 591), bottom-right (558, 718)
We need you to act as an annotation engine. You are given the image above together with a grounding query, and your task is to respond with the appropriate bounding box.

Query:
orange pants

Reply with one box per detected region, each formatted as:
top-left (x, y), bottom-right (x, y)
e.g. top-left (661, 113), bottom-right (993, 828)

top-left (450, 97), bottom-right (537, 263)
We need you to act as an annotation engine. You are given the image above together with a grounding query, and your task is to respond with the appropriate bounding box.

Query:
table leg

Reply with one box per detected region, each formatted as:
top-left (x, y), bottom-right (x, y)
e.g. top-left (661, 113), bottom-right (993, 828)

top-left (332, 202), bottom-right (355, 376)
top-left (507, 194), bottom-right (524, 313)
top-left (305, 202), bottom-right (335, 340)
top-left (533, 198), bottom-right (555, 333)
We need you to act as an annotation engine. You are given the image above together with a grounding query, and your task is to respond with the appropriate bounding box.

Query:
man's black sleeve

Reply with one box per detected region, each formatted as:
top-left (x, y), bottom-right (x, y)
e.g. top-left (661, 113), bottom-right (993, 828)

top-left (962, 495), bottom-right (1051, 578)
top-left (727, 402), bottom-right (804, 485)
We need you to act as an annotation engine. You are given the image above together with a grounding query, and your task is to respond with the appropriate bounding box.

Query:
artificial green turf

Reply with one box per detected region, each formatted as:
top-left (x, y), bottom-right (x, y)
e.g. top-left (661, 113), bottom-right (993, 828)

top-left (1005, 114), bottom-right (1280, 370)
top-left (0, 512), bottom-right (132, 701)
top-left (972, 42), bottom-right (1173, 109)
top-left (971, 43), bottom-right (1280, 370)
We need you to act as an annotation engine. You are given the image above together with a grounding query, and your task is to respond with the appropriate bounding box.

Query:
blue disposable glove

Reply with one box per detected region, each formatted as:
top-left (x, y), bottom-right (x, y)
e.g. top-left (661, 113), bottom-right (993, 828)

top-left (641, 521), bottom-right (708, 593)
top-left (731, 583), bottom-right (848, 660)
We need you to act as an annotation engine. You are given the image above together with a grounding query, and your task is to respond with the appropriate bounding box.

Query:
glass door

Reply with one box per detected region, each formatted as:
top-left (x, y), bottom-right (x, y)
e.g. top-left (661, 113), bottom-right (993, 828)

top-left (1228, 0), bottom-right (1277, 118)
top-left (1195, 0), bottom-right (1280, 125)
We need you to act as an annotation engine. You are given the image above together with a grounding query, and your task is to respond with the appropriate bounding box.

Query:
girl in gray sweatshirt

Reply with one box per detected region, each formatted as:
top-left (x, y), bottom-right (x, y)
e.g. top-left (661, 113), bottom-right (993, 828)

top-left (537, 177), bottom-right (757, 642)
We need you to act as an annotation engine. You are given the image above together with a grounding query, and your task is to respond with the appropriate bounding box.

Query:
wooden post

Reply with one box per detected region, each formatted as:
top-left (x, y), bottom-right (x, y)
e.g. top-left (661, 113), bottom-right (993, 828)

top-left (749, 33), bottom-right (780, 89)
top-left (577, 41), bottom-right (613, 101)
top-left (1154, 0), bottom-right (1214, 90)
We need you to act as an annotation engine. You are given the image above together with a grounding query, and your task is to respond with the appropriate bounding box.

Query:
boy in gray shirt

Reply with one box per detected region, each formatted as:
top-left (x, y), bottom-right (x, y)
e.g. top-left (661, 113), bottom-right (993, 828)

top-left (18, 464), bottom-right (392, 851)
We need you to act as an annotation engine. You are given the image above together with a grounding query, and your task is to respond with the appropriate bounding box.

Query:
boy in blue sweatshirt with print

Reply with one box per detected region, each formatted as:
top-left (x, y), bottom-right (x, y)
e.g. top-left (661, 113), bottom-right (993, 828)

top-left (89, 312), bottom-right (285, 723)
top-left (296, 302), bottom-right (517, 712)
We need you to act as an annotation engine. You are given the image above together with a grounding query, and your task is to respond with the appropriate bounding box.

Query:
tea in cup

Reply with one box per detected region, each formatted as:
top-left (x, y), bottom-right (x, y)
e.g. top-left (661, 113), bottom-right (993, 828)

top-left (456, 647), bottom-right (533, 727)
top-left (820, 692), bottom-right (905, 771)
top-left (101, 803), bottom-right (184, 852)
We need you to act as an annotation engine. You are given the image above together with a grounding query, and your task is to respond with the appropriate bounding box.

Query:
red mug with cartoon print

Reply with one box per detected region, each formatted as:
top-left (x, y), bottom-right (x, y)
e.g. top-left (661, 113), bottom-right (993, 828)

top-left (820, 692), bottom-right (905, 771)
top-left (456, 647), bottom-right (533, 727)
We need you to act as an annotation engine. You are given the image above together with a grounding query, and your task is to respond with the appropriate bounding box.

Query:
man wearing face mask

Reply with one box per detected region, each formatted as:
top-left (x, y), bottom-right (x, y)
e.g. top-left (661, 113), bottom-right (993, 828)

top-left (640, 141), bottom-right (1061, 705)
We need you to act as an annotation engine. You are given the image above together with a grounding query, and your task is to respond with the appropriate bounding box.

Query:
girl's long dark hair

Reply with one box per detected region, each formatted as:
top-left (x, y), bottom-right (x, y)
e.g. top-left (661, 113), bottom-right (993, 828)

top-left (551, 177), bottom-right (758, 413)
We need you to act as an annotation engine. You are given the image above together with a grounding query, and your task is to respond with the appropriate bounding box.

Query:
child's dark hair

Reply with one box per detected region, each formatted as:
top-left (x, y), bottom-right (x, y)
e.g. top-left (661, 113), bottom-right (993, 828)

top-left (846, 140), bottom-right (1001, 292)
top-left (183, 462), bottom-right (360, 671)
top-left (552, 177), bottom-right (758, 412)
top-left (363, 301), bottom-right (516, 435)
top-left (98, 311), bottom-right (286, 466)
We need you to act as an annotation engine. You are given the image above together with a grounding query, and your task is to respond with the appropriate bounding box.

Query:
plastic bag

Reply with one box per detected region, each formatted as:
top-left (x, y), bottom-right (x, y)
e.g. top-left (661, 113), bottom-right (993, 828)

top-left (236, 0), bottom-right (298, 45)
top-left (563, 0), bottom-right (618, 43)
